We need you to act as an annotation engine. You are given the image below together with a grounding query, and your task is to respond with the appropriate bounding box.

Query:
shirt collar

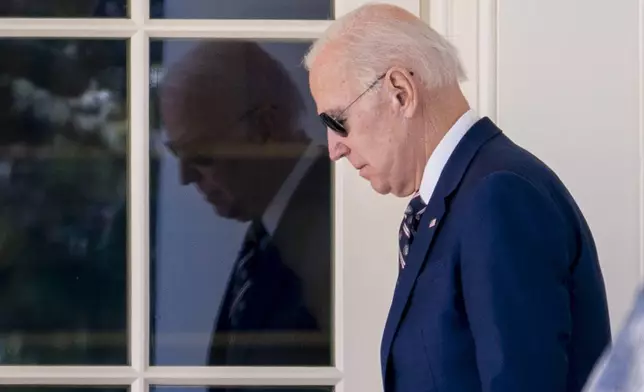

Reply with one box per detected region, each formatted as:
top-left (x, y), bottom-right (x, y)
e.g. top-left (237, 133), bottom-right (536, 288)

top-left (418, 109), bottom-right (480, 203)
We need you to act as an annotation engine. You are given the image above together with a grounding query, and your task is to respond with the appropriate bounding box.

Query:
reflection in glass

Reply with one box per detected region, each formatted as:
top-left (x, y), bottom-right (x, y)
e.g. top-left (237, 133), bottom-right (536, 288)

top-left (152, 388), bottom-right (332, 392)
top-left (0, 39), bottom-right (128, 364)
top-left (149, 39), bottom-right (332, 366)
top-left (0, 388), bottom-right (127, 392)
top-left (152, 0), bottom-right (331, 20)
top-left (0, 0), bottom-right (127, 17)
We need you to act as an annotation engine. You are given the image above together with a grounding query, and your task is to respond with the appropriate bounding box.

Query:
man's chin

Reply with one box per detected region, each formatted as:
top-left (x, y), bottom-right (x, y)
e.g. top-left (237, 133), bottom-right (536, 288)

top-left (213, 204), bottom-right (250, 222)
top-left (390, 186), bottom-right (415, 198)
top-left (369, 179), bottom-right (392, 195)
top-left (367, 177), bottom-right (416, 198)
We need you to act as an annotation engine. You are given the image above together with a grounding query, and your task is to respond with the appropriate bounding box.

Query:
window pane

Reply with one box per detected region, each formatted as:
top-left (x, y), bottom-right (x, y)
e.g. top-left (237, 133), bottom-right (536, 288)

top-left (0, 388), bottom-right (127, 392)
top-left (0, 39), bottom-right (128, 365)
top-left (152, 0), bottom-right (332, 20)
top-left (0, 0), bottom-right (127, 17)
top-left (149, 39), bottom-right (332, 366)
top-left (152, 388), bottom-right (332, 392)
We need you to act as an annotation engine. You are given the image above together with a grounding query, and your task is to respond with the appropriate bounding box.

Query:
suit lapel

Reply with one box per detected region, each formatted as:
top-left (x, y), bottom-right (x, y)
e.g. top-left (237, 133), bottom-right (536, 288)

top-left (380, 117), bottom-right (501, 379)
top-left (380, 197), bottom-right (445, 377)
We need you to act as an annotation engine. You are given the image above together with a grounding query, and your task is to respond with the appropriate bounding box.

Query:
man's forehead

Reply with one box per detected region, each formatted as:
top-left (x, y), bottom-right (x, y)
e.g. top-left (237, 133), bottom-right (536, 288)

top-left (310, 71), bottom-right (354, 116)
top-left (164, 122), bottom-right (241, 152)
top-left (162, 95), bottom-right (244, 141)
top-left (164, 132), bottom-right (209, 154)
top-left (309, 48), bottom-right (356, 110)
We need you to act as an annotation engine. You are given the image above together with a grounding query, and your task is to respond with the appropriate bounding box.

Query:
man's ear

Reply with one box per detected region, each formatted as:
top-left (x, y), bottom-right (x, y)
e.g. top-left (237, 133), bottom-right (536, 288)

top-left (247, 104), bottom-right (279, 143)
top-left (387, 68), bottom-right (417, 118)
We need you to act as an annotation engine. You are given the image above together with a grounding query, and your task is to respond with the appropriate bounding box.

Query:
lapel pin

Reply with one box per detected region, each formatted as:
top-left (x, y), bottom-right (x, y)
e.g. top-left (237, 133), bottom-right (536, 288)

top-left (429, 218), bottom-right (437, 228)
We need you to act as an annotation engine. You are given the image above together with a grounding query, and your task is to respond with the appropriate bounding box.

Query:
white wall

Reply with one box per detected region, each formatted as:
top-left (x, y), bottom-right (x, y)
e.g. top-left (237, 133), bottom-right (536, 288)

top-left (433, 0), bottom-right (644, 331)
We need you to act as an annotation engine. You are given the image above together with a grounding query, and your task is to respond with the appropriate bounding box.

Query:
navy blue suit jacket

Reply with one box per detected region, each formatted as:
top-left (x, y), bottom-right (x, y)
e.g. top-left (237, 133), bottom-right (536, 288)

top-left (381, 118), bottom-right (611, 392)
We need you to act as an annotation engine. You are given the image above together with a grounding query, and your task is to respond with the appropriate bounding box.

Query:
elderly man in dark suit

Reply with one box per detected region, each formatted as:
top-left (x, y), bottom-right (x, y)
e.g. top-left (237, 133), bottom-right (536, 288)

top-left (305, 3), bottom-right (611, 392)
top-left (159, 41), bottom-right (331, 370)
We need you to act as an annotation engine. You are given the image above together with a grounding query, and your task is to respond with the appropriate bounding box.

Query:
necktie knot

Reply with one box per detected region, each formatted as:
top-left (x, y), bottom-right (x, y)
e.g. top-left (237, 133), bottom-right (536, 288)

top-left (398, 194), bottom-right (427, 270)
top-left (239, 220), bottom-right (268, 256)
top-left (405, 194), bottom-right (427, 218)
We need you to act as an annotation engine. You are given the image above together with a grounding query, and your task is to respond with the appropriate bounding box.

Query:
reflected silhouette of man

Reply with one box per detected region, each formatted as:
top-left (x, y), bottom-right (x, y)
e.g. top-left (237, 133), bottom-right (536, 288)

top-left (159, 41), bottom-right (331, 368)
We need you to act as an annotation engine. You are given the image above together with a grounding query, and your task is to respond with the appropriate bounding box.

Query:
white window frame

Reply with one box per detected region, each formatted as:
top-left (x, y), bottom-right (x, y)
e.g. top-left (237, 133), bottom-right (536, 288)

top-left (0, 0), bottom-right (424, 391)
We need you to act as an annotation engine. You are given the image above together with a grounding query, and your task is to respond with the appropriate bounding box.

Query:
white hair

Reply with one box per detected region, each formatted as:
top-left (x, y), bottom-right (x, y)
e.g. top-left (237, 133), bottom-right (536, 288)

top-left (304, 3), bottom-right (466, 91)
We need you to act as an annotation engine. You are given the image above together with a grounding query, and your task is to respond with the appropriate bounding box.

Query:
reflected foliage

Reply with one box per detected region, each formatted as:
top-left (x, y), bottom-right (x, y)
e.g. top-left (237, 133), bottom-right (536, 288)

top-left (0, 388), bottom-right (127, 392)
top-left (0, 0), bottom-right (125, 17)
top-left (0, 0), bottom-right (164, 18)
top-left (0, 38), bottom-right (128, 364)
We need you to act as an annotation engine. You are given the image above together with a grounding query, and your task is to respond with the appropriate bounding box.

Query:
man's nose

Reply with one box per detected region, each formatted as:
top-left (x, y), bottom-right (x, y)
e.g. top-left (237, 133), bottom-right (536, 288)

top-left (327, 132), bottom-right (349, 161)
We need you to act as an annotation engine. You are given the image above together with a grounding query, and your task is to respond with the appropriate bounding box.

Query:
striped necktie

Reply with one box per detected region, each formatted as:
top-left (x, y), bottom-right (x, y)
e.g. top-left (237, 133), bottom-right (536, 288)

top-left (226, 220), bottom-right (269, 328)
top-left (398, 193), bottom-right (427, 270)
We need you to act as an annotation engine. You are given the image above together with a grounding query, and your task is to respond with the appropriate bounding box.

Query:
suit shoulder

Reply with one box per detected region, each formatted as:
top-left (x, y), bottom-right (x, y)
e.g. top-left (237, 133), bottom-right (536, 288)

top-left (462, 171), bottom-right (555, 217)
top-left (454, 134), bottom-right (589, 252)
top-left (463, 133), bottom-right (570, 200)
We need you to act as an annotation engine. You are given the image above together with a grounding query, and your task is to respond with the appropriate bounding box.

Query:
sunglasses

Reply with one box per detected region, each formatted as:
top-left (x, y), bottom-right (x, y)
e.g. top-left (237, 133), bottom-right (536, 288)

top-left (319, 71), bottom-right (414, 137)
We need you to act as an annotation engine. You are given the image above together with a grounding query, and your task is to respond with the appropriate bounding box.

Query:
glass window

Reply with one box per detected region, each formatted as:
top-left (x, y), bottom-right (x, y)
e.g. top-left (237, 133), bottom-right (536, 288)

top-left (0, 388), bottom-right (127, 392)
top-left (0, 1), bottom-right (127, 18)
top-left (152, 388), bottom-right (332, 392)
top-left (0, 38), bottom-right (128, 365)
top-left (151, 0), bottom-right (332, 20)
top-left (149, 39), bottom-right (332, 366)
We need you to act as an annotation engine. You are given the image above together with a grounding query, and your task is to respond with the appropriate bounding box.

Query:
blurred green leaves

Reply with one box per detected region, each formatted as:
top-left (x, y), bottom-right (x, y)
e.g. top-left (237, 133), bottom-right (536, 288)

top-left (0, 38), bottom-right (128, 365)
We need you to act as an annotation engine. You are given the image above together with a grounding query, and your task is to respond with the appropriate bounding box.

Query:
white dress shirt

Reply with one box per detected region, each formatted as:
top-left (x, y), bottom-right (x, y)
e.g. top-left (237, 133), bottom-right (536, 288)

top-left (418, 109), bottom-right (480, 204)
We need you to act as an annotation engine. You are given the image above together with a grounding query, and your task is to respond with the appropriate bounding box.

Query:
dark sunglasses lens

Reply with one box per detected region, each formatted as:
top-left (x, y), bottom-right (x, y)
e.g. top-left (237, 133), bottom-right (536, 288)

top-left (320, 113), bottom-right (348, 136)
